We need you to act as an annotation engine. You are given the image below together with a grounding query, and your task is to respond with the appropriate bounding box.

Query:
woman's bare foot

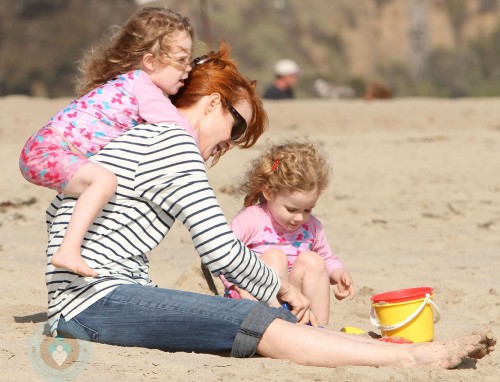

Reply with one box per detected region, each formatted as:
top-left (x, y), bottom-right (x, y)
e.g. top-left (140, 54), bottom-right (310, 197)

top-left (408, 328), bottom-right (496, 368)
top-left (465, 330), bottom-right (496, 359)
top-left (51, 250), bottom-right (98, 277)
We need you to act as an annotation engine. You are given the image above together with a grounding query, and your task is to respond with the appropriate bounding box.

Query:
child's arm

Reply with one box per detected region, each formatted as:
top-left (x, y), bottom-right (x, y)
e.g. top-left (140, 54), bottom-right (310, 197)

top-left (310, 217), bottom-right (344, 276)
top-left (134, 71), bottom-right (196, 137)
top-left (311, 217), bottom-right (355, 299)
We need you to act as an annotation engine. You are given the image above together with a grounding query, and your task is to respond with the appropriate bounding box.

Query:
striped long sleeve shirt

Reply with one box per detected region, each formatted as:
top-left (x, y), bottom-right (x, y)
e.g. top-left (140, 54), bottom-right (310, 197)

top-left (45, 123), bottom-right (281, 333)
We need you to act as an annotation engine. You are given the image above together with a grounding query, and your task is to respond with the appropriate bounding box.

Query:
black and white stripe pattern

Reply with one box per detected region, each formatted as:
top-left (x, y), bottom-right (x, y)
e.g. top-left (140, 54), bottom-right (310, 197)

top-left (46, 123), bottom-right (280, 333)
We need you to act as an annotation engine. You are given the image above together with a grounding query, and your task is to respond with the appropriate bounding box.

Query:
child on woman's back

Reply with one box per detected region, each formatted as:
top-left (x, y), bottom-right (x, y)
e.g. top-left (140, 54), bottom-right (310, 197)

top-left (220, 141), bottom-right (355, 325)
top-left (19, 7), bottom-right (195, 277)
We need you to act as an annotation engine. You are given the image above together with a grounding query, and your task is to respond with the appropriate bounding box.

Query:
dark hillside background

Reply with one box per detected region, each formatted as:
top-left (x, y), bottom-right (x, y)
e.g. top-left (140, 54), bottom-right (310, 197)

top-left (1, 0), bottom-right (500, 98)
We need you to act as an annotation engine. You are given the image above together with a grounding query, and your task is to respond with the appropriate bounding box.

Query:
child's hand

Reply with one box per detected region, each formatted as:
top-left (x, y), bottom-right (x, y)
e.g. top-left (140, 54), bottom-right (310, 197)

top-left (331, 268), bottom-right (355, 301)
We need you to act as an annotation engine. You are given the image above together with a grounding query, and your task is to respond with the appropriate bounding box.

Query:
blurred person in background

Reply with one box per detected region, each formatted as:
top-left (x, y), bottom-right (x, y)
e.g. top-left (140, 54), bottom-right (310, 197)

top-left (263, 59), bottom-right (301, 100)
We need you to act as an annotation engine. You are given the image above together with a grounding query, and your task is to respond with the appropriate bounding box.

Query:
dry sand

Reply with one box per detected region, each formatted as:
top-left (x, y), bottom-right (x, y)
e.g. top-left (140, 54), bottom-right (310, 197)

top-left (0, 95), bottom-right (499, 381)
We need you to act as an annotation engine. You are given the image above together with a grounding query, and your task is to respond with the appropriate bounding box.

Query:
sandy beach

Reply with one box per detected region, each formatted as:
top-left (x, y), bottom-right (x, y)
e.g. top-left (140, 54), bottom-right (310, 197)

top-left (0, 95), bottom-right (499, 381)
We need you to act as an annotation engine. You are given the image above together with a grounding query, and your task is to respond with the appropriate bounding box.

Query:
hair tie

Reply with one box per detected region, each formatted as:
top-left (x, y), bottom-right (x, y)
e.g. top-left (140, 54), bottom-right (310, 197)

top-left (271, 159), bottom-right (280, 172)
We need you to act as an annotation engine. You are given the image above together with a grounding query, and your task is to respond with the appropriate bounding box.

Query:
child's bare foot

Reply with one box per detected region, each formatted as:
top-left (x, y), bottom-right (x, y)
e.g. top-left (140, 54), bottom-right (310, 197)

top-left (408, 328), bottom-right (496, 368)
top-left (51, 250), bottom-right (98, 277)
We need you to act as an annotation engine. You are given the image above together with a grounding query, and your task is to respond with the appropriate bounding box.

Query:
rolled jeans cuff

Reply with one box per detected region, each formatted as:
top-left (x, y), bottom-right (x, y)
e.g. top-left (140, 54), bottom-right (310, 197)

top-left (230, 303), bottom-right (297, 358)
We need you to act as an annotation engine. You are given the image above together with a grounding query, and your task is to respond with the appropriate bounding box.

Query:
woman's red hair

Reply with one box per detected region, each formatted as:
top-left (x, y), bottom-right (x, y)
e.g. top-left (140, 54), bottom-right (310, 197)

top-left (171, 42), bottom-right (268, 163)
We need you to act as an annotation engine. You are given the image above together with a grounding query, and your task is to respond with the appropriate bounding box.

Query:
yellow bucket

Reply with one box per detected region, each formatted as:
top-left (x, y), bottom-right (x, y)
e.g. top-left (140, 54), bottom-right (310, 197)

top-left (370, 287), bottom-right (440, 342)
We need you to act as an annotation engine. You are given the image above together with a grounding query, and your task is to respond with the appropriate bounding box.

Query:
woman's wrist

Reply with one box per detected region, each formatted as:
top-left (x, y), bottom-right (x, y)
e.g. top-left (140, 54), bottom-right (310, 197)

top-left (277, 278), bottom-right (292, 300)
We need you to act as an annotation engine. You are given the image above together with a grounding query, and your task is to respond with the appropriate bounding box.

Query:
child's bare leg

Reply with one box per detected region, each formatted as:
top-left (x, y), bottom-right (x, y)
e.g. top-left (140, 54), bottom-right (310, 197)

top-left (257, 320), bottom-right (496, 368)
top-left (51, 163), bottom-right (117, 277)
top-left (260, 249), bottom-right (289, 306)
top-left (289, 251), bottom-right (330, 324)
top-left (260, 249), bottom-right (289, 278)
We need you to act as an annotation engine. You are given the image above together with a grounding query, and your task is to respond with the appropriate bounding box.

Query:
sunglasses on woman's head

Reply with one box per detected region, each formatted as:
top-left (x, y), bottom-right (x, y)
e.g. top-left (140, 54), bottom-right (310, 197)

top-left (191, 51), bottom-right (215, 68)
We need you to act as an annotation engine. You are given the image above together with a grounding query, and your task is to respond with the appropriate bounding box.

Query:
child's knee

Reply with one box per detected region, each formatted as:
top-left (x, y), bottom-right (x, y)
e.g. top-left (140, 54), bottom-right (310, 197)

top-left (296, 251), bottom-right (326, 272)
top-left (261, 248), bottom-right (288, 267)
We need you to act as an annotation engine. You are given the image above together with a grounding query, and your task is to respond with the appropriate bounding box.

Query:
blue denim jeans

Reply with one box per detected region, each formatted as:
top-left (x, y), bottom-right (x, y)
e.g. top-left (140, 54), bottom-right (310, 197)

top-left (57, 284), bottom-right (296, 357)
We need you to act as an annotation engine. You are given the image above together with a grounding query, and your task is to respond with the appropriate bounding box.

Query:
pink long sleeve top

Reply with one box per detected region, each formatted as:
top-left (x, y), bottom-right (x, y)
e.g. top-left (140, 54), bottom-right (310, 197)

top-left (46, 69), bottom-right (196, 157)
top-left (220, 203), bottom-right (344, 290)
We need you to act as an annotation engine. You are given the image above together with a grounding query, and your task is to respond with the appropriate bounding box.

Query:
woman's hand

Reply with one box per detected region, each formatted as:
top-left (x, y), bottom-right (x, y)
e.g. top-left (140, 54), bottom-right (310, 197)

top-left (234, 286), bottom-right (258, 301)
top-left (277, 279), bottom-right (318, 326)
top-left (330, 268), bottom-right (355, 300)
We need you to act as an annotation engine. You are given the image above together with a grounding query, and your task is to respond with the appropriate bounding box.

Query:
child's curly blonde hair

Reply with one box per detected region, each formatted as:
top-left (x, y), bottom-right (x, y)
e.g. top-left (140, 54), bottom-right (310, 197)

top-left (236, 140), bottom-right (332, 207)
top-left (75, 7), bottom-right (194, 96)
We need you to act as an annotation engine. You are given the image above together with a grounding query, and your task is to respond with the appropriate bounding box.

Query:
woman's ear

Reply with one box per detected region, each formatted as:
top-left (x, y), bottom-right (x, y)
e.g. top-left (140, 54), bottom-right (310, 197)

top-left (206, 93), bottom-right (222, 114)
top-left (142, 53), bottom-right (155, 71)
